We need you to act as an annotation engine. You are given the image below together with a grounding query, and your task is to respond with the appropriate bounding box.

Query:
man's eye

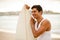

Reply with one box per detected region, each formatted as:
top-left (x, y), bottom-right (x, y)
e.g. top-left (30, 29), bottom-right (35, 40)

top-left (34, 11), bottom-right (36, 12)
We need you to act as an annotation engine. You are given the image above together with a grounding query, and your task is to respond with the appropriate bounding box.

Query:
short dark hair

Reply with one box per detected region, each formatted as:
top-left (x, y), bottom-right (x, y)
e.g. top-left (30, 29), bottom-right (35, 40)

top-left (31, 5), bottom-right (43, 12)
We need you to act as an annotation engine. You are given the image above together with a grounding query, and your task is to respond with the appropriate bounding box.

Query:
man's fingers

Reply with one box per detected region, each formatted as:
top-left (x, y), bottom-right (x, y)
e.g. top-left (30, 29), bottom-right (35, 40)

top-left (25, 4), bottom-right (30, 9)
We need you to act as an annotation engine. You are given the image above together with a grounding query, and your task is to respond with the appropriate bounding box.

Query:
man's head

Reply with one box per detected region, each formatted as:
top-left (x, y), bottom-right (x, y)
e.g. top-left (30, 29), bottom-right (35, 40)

top-left (31, 5), bottom-right (43, 12)
top-left (31, 5), bottom-right (43, 19)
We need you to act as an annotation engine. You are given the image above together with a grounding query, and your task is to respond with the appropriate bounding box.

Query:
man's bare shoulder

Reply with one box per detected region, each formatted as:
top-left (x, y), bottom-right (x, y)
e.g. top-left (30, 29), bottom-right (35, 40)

top-left (41, 19), bottom-right (51, 27)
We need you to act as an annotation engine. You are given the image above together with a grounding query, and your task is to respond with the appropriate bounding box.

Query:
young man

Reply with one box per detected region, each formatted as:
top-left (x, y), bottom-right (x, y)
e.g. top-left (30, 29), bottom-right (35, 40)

top-left (30, 5), bottom-right (51, 40)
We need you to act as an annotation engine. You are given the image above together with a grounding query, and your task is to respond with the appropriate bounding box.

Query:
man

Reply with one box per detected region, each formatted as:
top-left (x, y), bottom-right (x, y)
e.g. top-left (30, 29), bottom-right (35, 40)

top-left (30, 5), bottom-right (51, 40)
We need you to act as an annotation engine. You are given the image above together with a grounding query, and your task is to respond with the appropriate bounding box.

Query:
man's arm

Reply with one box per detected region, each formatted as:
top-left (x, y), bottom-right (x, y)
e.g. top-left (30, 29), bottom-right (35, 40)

top-left (30, 19), bottom-right (51, 38)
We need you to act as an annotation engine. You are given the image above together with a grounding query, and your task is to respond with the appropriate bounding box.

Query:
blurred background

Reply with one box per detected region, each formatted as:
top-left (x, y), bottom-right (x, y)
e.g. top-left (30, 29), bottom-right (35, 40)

top-left (0, 0), bottom-right (60, 40)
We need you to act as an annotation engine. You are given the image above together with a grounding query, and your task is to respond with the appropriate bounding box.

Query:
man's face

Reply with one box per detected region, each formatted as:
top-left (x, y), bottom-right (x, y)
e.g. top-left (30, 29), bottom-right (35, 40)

top-left (31, 8), bottom-right (40, 19)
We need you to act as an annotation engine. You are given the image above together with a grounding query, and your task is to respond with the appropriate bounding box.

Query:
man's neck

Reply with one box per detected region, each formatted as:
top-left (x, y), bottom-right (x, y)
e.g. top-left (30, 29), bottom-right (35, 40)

top-left (37, 16), bottom-right (43, 23)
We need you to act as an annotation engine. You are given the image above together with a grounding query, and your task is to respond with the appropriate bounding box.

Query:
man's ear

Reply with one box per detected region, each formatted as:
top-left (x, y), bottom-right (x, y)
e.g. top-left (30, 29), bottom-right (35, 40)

top-left (39, 11), bottom-right (42, 15)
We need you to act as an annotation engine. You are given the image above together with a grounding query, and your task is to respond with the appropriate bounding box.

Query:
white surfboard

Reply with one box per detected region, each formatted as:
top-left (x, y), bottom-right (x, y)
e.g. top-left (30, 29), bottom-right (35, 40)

top-left (16, 7), bottom-right (36, 40)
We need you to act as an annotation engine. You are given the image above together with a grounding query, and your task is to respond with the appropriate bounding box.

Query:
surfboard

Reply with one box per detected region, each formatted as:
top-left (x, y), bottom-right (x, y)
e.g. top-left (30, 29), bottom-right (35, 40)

top-left (16, 7), bottom-right (36, 40)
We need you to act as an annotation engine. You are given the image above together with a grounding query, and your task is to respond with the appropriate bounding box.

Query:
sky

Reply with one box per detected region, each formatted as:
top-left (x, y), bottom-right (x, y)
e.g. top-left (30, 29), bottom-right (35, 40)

top-left (0, 0), bottom-right (60, 13)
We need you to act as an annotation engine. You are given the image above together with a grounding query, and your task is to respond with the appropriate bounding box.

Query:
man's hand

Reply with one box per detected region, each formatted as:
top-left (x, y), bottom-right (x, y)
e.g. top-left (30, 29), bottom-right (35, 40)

top-left (24, 4), bottom-right (30, 10)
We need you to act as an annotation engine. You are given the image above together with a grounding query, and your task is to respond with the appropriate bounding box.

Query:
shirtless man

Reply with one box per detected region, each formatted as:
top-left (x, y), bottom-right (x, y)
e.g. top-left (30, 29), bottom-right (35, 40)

top-left (30, 5), bottom-right (51, 40)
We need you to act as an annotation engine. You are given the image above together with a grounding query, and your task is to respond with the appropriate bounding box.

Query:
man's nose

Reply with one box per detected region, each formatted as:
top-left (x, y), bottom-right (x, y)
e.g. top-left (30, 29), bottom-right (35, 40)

top-left (32, 13), bottom-right (37, 16)
top-left (32, 13), bottom-right (35, 15)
